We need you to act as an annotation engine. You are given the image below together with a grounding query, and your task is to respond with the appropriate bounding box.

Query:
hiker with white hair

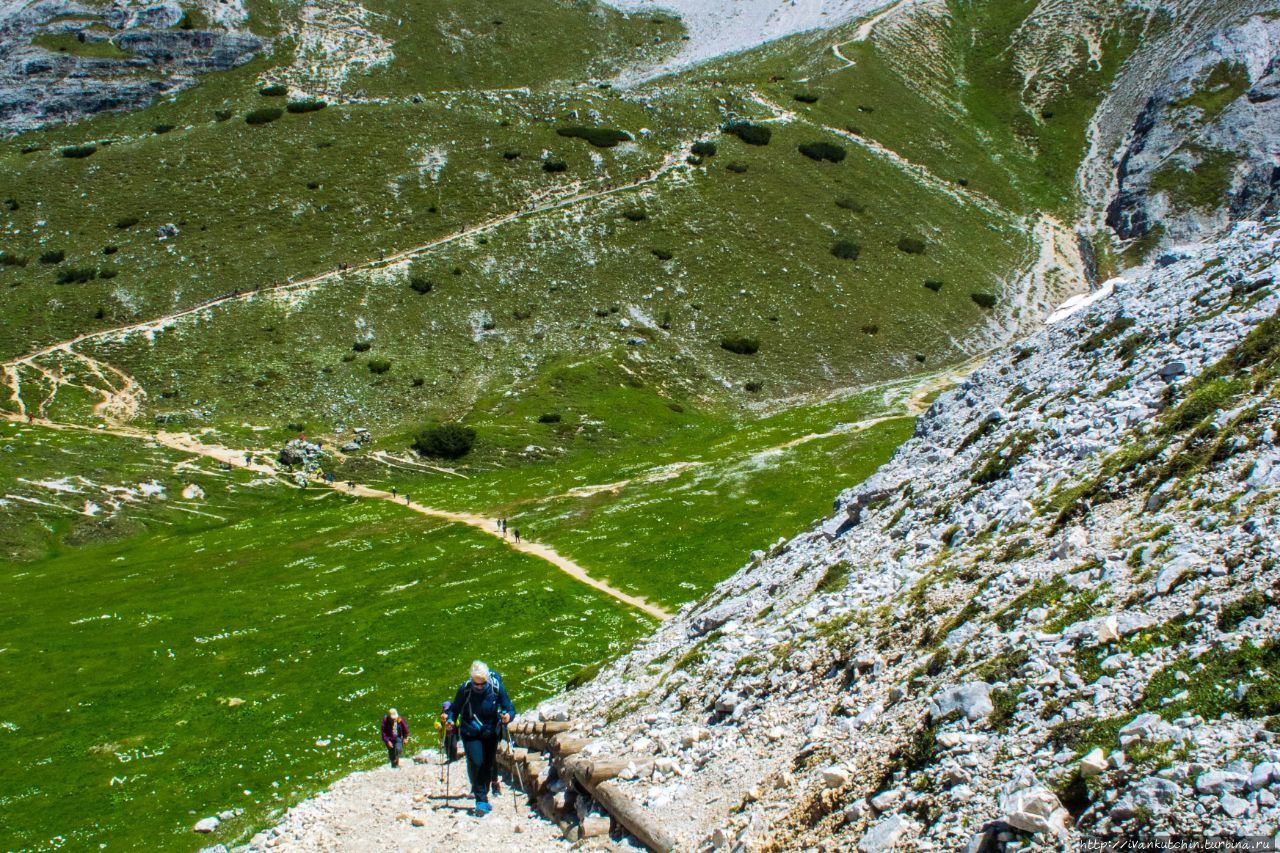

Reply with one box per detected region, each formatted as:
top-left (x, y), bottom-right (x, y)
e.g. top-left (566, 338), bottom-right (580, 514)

top-left (380, 707), bottom-right (409, 768)
top-left (441, 660), bottom-right (515, 816)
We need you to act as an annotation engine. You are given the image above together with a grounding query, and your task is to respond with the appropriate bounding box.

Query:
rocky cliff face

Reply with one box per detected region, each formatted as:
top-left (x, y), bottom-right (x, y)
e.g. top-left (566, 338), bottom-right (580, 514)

top-left (1083, 1), bottom-right (1280, 254)
top-left (0, 0), bottom-right (264, 136)
top-left (554, 218), bottom-right (1280, 850)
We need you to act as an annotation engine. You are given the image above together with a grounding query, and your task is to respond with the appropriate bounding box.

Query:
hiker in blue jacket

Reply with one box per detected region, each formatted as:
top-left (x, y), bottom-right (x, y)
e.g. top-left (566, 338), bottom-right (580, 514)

top-left (441, 660), bottom-right (515, 815)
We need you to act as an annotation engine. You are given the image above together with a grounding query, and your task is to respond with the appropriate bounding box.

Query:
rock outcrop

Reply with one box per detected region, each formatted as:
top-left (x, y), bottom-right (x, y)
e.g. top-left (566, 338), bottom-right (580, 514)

top-left (0, 0), bottom-right (265, 135)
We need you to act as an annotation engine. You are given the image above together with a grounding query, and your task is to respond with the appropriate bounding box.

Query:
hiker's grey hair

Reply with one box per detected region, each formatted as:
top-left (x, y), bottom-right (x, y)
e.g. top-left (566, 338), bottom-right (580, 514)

top-left (470, 660), bottom-right (490, 681)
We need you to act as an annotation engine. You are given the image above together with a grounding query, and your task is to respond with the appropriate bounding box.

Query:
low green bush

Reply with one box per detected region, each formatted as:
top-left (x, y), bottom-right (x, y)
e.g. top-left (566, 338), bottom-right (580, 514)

top-left (0, 253), bottom-right (28, 267)
top-left (99, 267), bottom-right (118, 280)
top-left (897, 236), bottom-right (927, 254)
top-left (367, 357), bottom-right (391, 374)
top-left (1219, 591), bottom-right (1268, 631)
top-left (62, 145), bottom-right (96, 158)
top-left (542, 159), bottom-right (568, 173)
top-left (556, 126), bottom-right (631, 148)
top-left (286, 99), bottom-right (326, 114)
top-left (793, 92), bottom-right (819, 103)
top-left (115, 216), bottom-right (139, 229)
top-left (352, 340), bottom-right (372, 352)
top-left (153, 124), bottom-right (175, 134)
top-left (721, 335), bottom-right (759, 355)
top-left (501, 150), bottom-right (520, 160)
top-left (924, 280), bottom-right (943, 292)
top-left (744, 380), bottom-right (763, 393)
top-left (214, 109), bottom-right (233, 122)
top-left (56, 267), bottom-right (97, 284)
top-left (409, 276), bottom-right (433, 294)
top-left (259, 84), bottom-right (287, 96)
top-left (971, 292), bottom-right (997, 309)
top-left (651, 248), bottom-right (673, 260)
top-left (538, 412), bottom-right (562, 424)
top-left (245, 108), bottom-right (283, 125)
top-left (831, 241), bottom-right (861, 260)
top-left (691, 140), bottom-right (717, 157)
top-left (102, 246), bottom-right (118, 255)
top-left (723, 122), bottom-right (771, 146)
top-left (39, 250), bottom-right (65, 264)
top-left (798, 141), bottom-right (846, 163)
top-left (726, 161), bottom-right (748, 173)
top-left (622, 208), bottom-right (648, 222)
top-left (835, 198), bottom-right (864, 212)
top-left (861, 324), bottom-right (879, 335)
top-left (413, 423), bottom-right (476, 459)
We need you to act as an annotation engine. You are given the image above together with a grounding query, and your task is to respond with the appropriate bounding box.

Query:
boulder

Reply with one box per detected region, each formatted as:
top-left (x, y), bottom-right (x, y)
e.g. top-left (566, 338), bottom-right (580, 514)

top-left (1000, 787), bottom-right (1069, 834)
top-left (193, 816), bottom-right (219, 833)
top-left (822, 766), bottom-right (852, 788)
top-left (1080, 748), bottom-right (1108, 776)
top-left (930, 682), bottom-right (993, 722)
top-left (1195, 770), bottom-right (1249, 795)
top-left (1220, 793), bottom-right (1250, 818)
top-left (858, 814), bottom-right (915, 852)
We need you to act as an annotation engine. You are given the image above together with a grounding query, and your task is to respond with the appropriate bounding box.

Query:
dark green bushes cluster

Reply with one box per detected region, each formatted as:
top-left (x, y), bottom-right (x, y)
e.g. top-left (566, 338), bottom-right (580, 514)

top-left (56, 267), bottom-right (97, 284)
top-left (413, 423), bottom-right (476, 459)
top-left (501, 151), bottom-right (520, 160)
top-left (798, 141), bottom-right (846, 162)
top-left (720, 335), bottom-right (759, 355)
top-left (691, 140), bottom-right (717, 157)
top-left (831, 241), bottom-right (860, 260)
top-left (793, 93), bottom-right (820, 104)
top-left (0, 253), bottom-right (28, 267)
top-left (723, 122), bottom-right (771, 146)
top-left (622, 208), bottom-right (648, 222)
top-left (651, 248), bottom-right (673, 260)
top-left (409, 276), bottom-right (433, 294)
top-left (259, 84), bottom-right (288, 96)
top-left (115, 216), bottom-right (139, 229)
top-left (835, 198), bottom-right (864, 212)
top-left (924, 280), bottom-right (943, 292)
top-left (542, 159), bottom-right (568, 173)
top-left (153, 124), bottom-right (175, 134)
top-left (537, 412), bottom-right (562, 424)
top-left (62, 145), bottom-right (96, 158)
top-left (897, 236), bottom-right (926, 254)
top-left (352, 340), bottom-right (372, 352)
top-left (39, 250), bottom-right (65, 264)
top-left (971, 293), bottom-right (997, 309)
top-left (286, 99), bottom-right (326, 114)
top-left (556, 126), bottom-right (631, 148)
top-left (367, 357), bottom-right (391, 374)
top-left (245, 108), bottom-right (283, 125)
top-left (726, 161), bottom-right (748, 173)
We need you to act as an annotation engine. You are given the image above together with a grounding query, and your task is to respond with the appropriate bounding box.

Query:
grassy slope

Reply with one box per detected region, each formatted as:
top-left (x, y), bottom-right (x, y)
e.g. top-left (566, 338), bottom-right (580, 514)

top-left (0, 424), bottom-right (650, 851)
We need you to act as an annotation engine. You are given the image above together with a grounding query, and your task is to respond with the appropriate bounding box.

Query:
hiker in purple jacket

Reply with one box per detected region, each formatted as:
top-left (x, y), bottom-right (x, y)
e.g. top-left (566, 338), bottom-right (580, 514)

top-left (381, 708), bottom-right (409, 768)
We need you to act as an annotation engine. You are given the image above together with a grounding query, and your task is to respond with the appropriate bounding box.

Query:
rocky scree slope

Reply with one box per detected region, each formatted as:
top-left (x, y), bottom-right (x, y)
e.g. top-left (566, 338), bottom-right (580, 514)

top-left (554, 218), bottom-right (1280, 850)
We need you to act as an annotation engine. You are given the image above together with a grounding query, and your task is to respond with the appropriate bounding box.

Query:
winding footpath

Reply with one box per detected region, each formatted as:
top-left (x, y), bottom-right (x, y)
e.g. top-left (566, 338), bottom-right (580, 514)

top-left (4, 412), bottom-right (671, 621)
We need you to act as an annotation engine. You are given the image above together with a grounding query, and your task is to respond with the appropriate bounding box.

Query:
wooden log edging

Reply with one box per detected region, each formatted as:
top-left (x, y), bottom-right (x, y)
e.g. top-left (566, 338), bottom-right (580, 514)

top-left (498, 720), bottom-right (676, 852)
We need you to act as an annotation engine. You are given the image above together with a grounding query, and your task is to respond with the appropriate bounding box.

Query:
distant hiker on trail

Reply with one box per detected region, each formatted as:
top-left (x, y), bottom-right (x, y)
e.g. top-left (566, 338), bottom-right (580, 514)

top-left (347, 480), bottom-right (355, 491)
top-left (381, 708), bottom-right (409, 768)
top-left (391, 487), bottom-right (397, 499)
top-left (500, 518), bottom-right (507, 536)
top-left (404, 494), bottom-right (410, 504)
top-left (442, 661), bottom-right (515, 815)
top-left (513, 529), bottom-right (521, 544)
top-left (436, 701), bottom-right (459, 763)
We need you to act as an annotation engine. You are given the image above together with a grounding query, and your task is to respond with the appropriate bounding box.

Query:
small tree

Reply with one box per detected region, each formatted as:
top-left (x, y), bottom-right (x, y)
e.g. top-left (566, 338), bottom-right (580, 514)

top-left (413, 423), bottom-right (476, 459)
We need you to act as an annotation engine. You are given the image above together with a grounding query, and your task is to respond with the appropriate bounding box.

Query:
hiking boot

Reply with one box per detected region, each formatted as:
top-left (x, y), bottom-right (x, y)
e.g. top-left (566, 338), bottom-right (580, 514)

top-left (474, 800), bottom-right (492, 816)
top-left (491, 779), bottom-right (501, 795)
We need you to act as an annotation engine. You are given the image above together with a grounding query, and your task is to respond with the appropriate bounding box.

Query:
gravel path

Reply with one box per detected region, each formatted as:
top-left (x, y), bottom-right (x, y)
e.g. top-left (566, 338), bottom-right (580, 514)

top-left (248, 754), bottom-right (570, 851)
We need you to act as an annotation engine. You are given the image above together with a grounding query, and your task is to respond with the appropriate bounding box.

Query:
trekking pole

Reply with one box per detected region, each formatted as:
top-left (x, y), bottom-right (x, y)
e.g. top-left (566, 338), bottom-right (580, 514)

top-left (503, 723), bottom-right (527, 817)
